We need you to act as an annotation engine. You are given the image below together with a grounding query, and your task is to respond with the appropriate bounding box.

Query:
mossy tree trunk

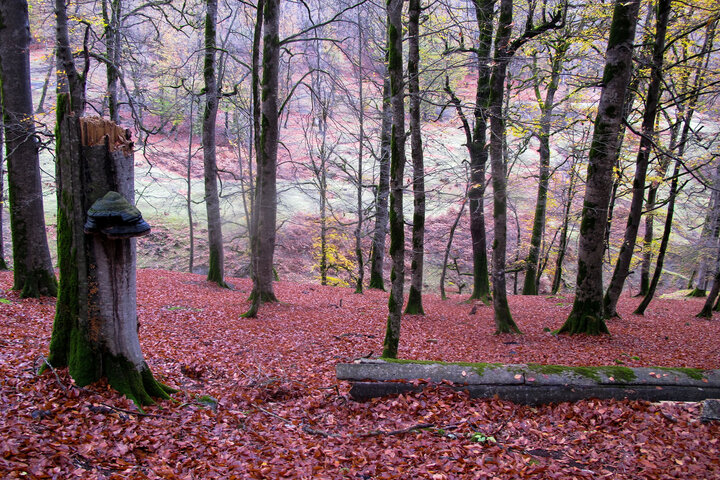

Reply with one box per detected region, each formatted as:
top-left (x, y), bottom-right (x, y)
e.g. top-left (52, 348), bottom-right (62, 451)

top-left (47, 102), bottom-right (174, 407)
top-left (245, 0), bottom-right (280, 317)
top-left (603, 0), bottom-right (671, 318)
top-left (487, 0), bottom-right (520, 334)
top-left (0, 0), bottom-right (57, 297)
top-left (405, 0), bottom-right (425, 315)
top-left (368, 75), bottom-right (391, 291)
top-left (522, 40), bottom-right (568, 295)
top-left (559, 0), bottom-right (641, 335)
top-left (202, 0), bottom-right (228, 288)
top-left (382, 0), bottom-right (406, 358)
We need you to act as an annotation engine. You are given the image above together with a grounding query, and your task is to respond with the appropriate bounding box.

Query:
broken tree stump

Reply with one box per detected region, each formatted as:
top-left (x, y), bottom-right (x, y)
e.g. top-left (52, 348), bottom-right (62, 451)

top-left (46, 98), bottom-right (174, 406)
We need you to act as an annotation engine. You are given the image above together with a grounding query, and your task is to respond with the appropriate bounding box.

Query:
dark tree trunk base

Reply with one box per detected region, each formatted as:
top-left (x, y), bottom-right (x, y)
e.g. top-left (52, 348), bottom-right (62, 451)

top-left (558, 308), bottom-right (610, 335)
top-left (404, 287), bottom-right (424, 315)
top-left (687, 288), bottom-right (707, 297)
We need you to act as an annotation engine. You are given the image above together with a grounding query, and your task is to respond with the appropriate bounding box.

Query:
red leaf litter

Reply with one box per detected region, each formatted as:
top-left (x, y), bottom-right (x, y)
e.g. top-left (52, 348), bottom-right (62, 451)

top-left (1, 269), bottom-right (718, 478)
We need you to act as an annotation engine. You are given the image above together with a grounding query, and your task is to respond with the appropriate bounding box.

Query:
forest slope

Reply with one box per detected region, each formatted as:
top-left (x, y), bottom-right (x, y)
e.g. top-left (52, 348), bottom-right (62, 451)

top-left (1, 269), bottom-right (718, 478)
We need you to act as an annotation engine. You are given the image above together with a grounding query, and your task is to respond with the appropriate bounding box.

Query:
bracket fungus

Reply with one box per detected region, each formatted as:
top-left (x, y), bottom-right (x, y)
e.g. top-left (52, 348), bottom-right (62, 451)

top-left (84, 191), bottom-right (151, 239)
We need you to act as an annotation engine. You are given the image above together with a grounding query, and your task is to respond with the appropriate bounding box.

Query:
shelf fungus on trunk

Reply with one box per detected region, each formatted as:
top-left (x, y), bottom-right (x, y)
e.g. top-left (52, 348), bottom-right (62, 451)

top-left (84, 191), bottom-right (151, 239)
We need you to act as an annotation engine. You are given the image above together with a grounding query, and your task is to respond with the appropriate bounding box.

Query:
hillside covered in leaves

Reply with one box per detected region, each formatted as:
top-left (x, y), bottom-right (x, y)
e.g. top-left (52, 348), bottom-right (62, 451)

top-left (1, 269), bottom-right (718, 478)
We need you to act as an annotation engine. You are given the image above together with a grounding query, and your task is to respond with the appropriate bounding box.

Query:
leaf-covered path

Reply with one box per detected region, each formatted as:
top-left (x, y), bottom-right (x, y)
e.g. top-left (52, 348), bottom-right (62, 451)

top-left (1, 270), bottom-right (718, 478)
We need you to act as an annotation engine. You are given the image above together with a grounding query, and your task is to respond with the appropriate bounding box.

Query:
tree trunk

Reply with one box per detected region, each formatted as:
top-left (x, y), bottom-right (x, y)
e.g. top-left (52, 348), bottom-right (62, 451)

top-left (603, 0), bottom-right (671, 317)
top-left (202, 0), bottom-right (227, 288)
top-left (488, 0), bottom-right (520, 334)
top-left (368, 76), bottom-right (391, 290)
top-left (0, 101), bottom-right (7, 270)
top-left (634, 159), bottom-right (680, 315)
top-left (36, 50), bottom-right (55, 114)
top-left (405, 0), bottom-right (425, 315)
top-left (382, 0), bottom-right (405, 358)
top-left (523, 42), bottom-right (567, 295)
top-left (186, 98), bottom-right (196, 273)
top-left (467, 0), bottom-right (493, 305)
top-left (354, 11), bottom-right (365, 294)
top-left (102, 0), bottom-right (121, 122)
top-left (0, 0), bottom-right (58, 297)
top-left (47, 101), bottom-right (174, 407)
top-left (551, 157), bottom-right (579, 294)
top-left (245, 0), bottom-right (280, 316)
top-left (440, 194), bottom-right (467, 300)
top-left (559, 0), bottom-right (641, 335)
top-left (55, 0), bottom-right (85, 115)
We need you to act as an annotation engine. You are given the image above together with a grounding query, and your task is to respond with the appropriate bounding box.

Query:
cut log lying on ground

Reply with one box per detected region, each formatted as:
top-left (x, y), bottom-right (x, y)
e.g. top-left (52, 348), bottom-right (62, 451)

top-left (336, 359), bottom-right (720, 405)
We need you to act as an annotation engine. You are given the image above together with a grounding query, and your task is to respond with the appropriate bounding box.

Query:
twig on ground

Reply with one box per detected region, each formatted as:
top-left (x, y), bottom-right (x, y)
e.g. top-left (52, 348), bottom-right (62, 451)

top-left (359, 422), bottom-right (435, 437)
top-left (42, 358), bottom-right (67, 391)
top-left (99, 402), bottom-right (162, 418)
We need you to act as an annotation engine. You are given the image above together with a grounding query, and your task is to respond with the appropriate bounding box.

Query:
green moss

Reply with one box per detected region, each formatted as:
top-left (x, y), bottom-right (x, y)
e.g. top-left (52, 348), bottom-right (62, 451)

top-left (104, 354), bottom-right (174, 410)
top-left (404, 286), bottom-right (424, 314)
top-left (68, 328), bottom-right (101, 386)
top-left (655, 367), bottom-right (706, 381)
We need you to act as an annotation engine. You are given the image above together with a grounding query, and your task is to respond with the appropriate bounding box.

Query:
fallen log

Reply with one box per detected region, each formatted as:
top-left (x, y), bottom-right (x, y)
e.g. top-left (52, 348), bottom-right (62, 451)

top-left (336, 359), bottom-right (720, 405)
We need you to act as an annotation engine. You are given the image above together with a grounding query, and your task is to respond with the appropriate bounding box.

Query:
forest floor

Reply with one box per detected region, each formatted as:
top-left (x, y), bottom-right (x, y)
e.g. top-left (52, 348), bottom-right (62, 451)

top-left (1, 269), bottom-right (718, 479)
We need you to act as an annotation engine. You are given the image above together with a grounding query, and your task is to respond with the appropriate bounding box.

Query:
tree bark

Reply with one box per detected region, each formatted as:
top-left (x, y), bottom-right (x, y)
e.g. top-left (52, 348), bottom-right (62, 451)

top-left (0, 0), bottom-right (58, 297)
top-left (467, 0), bottom-right (494, 305)
top-left (523, 41), bottom-right (567, 295)
top-left (202, 0), bottom-right (227, 288)
top-left (102, 0), bottom-right (121, 122)
top-left (245, 0), bottom-right (280, 316)
top-left (559, 0), bottom-right (641, 335)
top-left (368, 74), bottom-right (391, 291)
top-left (551, 157), bottom-right (579, 294)
top-left (55, 0), bottom-right (85, 115)
top-left (0, 100), bottom-right (7, 270)
top-left (488, 0), bottom-right (520, 334)
top-left (186, 98), bottom-right (196, 273)
top-left (354, 11), bottom-right (365, 294)
top-left (405, 0), bottom-right (425, 315)
top-left (47, 101), bottom-right (174, 407)
top-left (603, 0), bottom-right (671, 317)
top-left (382, 0), bottom-right (405, 358)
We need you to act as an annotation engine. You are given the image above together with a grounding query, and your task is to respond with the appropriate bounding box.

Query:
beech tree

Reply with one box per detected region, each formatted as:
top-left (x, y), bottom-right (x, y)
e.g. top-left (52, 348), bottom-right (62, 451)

top-left (603, 0), bottom-right (671, 318)
top-left (0, 0), bottom-right (57, 297)
top-left (246, 0), bottom-right (280, 316)
top-left (382, 0), bottom-right (405, 358)
top-left (202, 0), bottom-right (228, 288)
top-left (0, 101), bottom-right (7, 270)
top-left (405, 0), bottom-right (425, 315)
top-left (558, 0), bottom-right (641, 335)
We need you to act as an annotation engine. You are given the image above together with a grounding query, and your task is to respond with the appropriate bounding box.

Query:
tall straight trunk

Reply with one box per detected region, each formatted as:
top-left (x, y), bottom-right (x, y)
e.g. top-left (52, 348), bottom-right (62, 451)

top-left (0, 101), bottom-right (7, 270)
top-left (0, 0), bottom-right (57, 297)
top-left (381, 0), bottom-right (405, 358)
top-left (488, 0), bottom-right (520, 334)
top-left (186, 99), bottom-right (196, 273)
top-left (551, 160), bottom-right (578, 294)
top-left (603, 0), bottom-right (671, 317)
top-left (559, 0), bottom-right (640, 335)
top-left (635, 162), bottom-right (682, 315)
top-left (368, 76), bottom-right (391, 290)
top-left (202, 0), bottom-right (227, 288)
top-left (523, 43), bottom-right (567, 295)
top-left (55, 0), bottom-right (85, 115)
top-left (245, 0), bottom-right (280, 317)
top-left (467, 0), bottom-right (493, 304)
top-left (405, 0), bottom-right (425, 314)
top-left (354, 11), bottom-right (365, 294)
top-left (102, 0), bottom-right (121, 122)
